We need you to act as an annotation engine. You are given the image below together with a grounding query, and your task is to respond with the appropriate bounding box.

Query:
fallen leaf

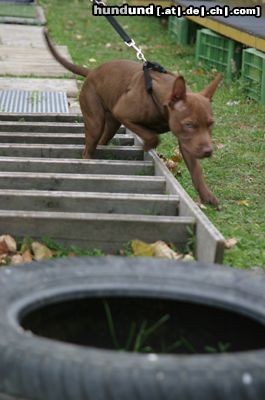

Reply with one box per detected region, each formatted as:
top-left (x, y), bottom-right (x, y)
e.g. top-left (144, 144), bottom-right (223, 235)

top-left (224, 238), bottom-right (238, 249)
top-left (32, 242), bottom-right (53, 261)
top-left (192, 69), bottom-right (206, 76)
top-left (165, 159), bottom-right (177, 173)
top-left (245, 177), bottom-right (253, 183)
top-left (182, 254), bottom-right (195, 262)
top-left (216, 143), bottom-right (225, 150)
top-left (237, 200), bottom-right (250, 207)
top-left (20, 237), bottom-right (32, 254)
top-left (196, 202), bottom-right (207, 210)
top-left (10, 254), bottom-right (24, 265)
top-left (105, 43), bottom-right (112, 48)
top-left (131, 240), bottom-right (183, 260)
top-left (0, 254), bottom-right (8, 264)
top-left (0, 235), bottom-right (17, 253)
top-left (226, 100), bottom-right (240, 106)
top-left (131, 240), bottom-right (154, 257)
top-left (152, 241), bottom-right (183, 260)
top-left (22, 250), bottom-right (33, 264)
top-left (75, 34), bottom-right (82, 40)
top-left (158, 153), bottom-right (166, 162)
top-left (0, 240), bottom-right (9, 255)
top-left (67, 252), bottom-right (77, 257)
top-left (88, 58), bottom-right (97, 63)
top-left (172, 149), bottom-right (182, 162)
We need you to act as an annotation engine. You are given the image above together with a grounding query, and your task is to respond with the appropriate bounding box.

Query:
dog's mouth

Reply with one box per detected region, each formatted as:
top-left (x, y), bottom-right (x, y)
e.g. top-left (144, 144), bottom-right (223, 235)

top-left (177, 141), bottom-right (213, 159)
top-left (183, 148), bottom-right (213, 160)
top-left (196, 151), bottom-right (213, 159)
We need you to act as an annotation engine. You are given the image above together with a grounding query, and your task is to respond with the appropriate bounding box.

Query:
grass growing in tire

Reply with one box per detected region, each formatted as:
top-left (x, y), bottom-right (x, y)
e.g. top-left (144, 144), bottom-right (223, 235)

top-left (103, 300), bottom-right (231, 354)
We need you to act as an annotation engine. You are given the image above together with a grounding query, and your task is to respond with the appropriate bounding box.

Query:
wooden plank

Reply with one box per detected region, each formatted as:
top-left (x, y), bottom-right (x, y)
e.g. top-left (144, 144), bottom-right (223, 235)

top-left (131, 131), bottom-right (225, 263)
top-left (0, 190), bottom-right (179, 215)
top-left (151, 151), bottom-right (224, 263)
top-left (0, 78), bottom-right (78, 97)
top-left (0, 46), bottom-right (73, 77)
top-left (0, 144), bottom-right (144, 160)
top-left (0, 133), bottom-right (134, 146)
top-left (0, 46), bottom-right (70, 57)
top-left (0, 64), bottom-right (72, 78)
top-left (0, 121), bottom-right (84, 133)
top-left (0, 210), bottom-right (194, 252)
top-left (0, 172), bottom-right (165, 194)
top-left (0, 157), bottom-right (154, 175)
top-left (0, 113), bottom-right (84, 123)
top-left (0, 25), bottom-right (45, 47)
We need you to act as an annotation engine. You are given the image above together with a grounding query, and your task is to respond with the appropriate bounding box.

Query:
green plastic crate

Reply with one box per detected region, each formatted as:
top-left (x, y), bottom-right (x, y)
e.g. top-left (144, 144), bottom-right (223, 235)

top-left (242, 48), bottom-right (265, 105)
top-left (168, 16), bottom-right (189, 46)
top-left (195, 29), bottom-right (242, 80)
top-left (168, 16), bottom-right (198, 46)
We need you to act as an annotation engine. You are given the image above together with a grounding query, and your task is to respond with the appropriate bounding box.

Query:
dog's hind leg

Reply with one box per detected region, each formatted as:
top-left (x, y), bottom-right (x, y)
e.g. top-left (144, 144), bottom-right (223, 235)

top-left (98, 113), bottom-right (121, 145)
top-left (80, 90), bottom-right (105, 159)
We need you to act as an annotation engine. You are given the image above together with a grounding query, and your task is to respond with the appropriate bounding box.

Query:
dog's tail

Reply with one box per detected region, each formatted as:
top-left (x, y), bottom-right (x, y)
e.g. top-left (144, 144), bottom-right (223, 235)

top-left (43, 29), bottom-right (89, 78)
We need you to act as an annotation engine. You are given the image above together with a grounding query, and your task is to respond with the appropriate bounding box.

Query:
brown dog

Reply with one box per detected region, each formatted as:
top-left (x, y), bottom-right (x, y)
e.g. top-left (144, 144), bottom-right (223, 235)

top-left (44, 30), bottom-right (222, 205)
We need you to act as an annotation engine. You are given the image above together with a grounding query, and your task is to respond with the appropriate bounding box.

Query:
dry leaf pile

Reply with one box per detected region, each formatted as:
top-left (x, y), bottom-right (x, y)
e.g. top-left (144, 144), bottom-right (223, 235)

top-left (0, 235), bottom-right (195, 267)
top-left (158, 148), bottom-right (182, 175)
top-left (224, 237), bottom-right (238, 249)
top-left (0, 235), bottom-right (53, 266)
top-left (131, 240), bottom-right (195, 262)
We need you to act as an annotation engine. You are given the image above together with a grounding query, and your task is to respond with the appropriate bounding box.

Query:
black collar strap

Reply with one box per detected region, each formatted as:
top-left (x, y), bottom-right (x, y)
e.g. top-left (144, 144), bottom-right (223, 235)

top-left (143, 61), bottom-right (167, 94)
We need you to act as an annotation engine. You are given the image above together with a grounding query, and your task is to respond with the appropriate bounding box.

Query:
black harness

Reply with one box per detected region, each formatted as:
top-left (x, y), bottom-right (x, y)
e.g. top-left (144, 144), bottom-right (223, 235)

top-left (143, 61), bottom-right (167, 113)
top-left (92, 1), bottom-right (167, 108)
top-left (143, 61), bottom-right (167, 94)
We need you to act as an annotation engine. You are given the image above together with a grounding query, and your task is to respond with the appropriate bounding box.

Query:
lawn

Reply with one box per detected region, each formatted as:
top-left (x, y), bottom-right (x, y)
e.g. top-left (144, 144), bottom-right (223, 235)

top-left (0, 4), bottom-right (36, 18)
top-left (39, 0), bottom-right (265, 269)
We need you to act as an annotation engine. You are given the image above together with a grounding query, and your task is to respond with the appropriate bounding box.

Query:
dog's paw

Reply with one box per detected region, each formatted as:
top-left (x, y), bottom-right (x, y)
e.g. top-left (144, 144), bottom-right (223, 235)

top-left (143, 136), bottom-right (159, 152)
top-left (82, 149), bottom-right (90, 159)
top-left (200, 192), bottom-right (219, 207)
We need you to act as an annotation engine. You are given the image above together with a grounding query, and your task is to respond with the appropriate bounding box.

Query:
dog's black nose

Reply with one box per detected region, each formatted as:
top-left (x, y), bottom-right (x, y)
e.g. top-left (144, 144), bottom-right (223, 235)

top-left (203, 149), bottom-right (213, 158)
top-left (200, 146), bottom-right (213, 158)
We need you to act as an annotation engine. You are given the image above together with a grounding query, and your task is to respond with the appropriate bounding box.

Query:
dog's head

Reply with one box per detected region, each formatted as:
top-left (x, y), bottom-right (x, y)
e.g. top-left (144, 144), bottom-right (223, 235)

top-left (166, 74), bottom-right (222, 159)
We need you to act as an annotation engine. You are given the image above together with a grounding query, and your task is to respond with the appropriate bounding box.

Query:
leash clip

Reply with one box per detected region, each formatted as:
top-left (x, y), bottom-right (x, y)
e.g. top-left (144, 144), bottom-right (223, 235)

top-left (125, 39), bottom-right (146, 62)
top-left (92, 0), bottom-right (106, 5)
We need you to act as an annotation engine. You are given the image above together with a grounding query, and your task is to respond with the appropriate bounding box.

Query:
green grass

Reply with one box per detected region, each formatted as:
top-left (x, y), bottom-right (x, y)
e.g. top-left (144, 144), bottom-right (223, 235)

top-left (39, 0), bottom-right (265, 269)
top-left (102, 300), bottom-right (232, 354)
top-left (42, 236), bottom-right (105, 257)
top-left (0, 4), bottom-right (36, 18)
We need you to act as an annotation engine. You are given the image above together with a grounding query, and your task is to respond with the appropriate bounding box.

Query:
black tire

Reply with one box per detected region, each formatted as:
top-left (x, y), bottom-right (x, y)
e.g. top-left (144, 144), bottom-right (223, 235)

top-left (0, 257), bottom-right (264, 400)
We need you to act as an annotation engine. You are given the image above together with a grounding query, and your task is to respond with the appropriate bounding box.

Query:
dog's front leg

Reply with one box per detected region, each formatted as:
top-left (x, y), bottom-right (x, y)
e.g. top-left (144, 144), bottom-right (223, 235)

top-left (121, 121), bottom-right (159, 152)
top-left (179, 143), bottom-right (219, 206)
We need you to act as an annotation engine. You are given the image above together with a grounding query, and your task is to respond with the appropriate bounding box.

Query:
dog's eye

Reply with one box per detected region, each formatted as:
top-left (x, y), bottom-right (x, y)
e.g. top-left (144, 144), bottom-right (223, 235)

top-left (184, 122), bottom-right (194, 129)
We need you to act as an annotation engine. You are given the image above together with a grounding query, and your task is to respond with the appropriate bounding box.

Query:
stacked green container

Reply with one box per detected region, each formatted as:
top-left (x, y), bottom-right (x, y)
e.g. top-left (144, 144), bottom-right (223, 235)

top-left (168, 16), bottom-right (189, 46)
top-left (195, 29), bottom-right (242, 80)
top-left (242, 48), bottom-right (265, 105)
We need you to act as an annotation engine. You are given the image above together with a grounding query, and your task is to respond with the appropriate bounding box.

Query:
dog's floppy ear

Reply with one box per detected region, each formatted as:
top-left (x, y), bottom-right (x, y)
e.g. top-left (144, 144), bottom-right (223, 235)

top-left (201, 73), bottom-right (223, 100)
top-left (168, 76), bottom-right (186, 107)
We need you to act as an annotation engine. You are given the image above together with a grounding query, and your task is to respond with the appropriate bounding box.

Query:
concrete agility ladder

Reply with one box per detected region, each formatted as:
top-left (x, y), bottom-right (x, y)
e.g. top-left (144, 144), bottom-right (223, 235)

top-left (0, 113), bottom-right (225, 263)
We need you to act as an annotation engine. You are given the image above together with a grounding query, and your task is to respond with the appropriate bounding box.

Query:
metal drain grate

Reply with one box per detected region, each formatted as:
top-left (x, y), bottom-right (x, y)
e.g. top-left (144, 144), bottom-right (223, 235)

top-left (0, 1), bottom-right (34, 3)
top-left (0, 90), bottom-right (69, 113)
